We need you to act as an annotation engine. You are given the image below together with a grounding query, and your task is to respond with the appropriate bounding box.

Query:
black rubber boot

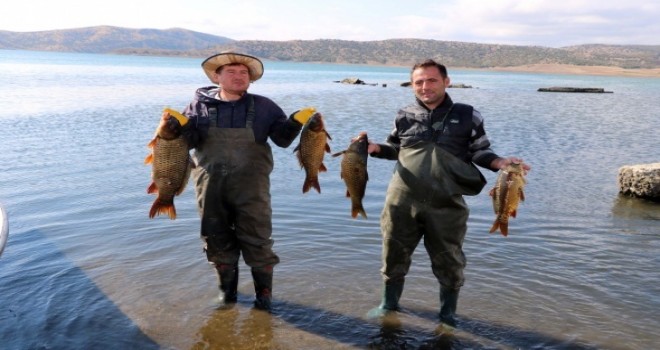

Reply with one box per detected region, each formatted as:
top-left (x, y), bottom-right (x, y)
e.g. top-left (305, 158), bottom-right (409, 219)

top-left (367, 282), bottom-right (404, 319)
top-left (251, 266), bottom-right (273, 312)
top-left (216, 264), bottom-right (238, 306)
top-left (439, 287), bottom-right (460, 328)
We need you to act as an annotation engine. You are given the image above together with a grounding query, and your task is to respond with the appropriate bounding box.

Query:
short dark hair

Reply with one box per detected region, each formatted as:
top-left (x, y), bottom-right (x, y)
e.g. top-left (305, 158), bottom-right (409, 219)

top-left (411, 59), bottom-right (448, 79)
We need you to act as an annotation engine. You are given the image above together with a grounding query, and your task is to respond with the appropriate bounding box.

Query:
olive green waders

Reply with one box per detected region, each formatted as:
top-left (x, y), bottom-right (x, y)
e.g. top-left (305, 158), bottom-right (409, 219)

top-left (192, 112), bottom-right (279, 311)
top-left (370, 142), bottom-right (486, 326)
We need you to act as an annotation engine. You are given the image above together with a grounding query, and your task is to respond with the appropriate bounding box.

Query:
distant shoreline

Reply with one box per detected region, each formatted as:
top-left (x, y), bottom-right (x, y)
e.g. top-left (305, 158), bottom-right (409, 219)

top-left (462, 63), bottom-right (660, 78)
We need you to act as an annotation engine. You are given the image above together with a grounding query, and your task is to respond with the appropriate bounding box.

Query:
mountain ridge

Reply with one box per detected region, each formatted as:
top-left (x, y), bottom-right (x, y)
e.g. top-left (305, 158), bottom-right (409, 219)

top-left (1, 26), bottom-right (658, 69)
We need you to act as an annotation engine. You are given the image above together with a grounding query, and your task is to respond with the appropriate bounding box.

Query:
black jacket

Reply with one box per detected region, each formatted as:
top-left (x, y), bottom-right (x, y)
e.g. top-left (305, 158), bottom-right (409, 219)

top-left (373, 94), bottom-right (499, 171)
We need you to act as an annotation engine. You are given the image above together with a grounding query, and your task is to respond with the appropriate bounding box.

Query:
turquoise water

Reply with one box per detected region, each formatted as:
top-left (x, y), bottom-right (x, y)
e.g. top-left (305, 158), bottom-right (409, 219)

top-left (0, 49), bottom-right (658, 349)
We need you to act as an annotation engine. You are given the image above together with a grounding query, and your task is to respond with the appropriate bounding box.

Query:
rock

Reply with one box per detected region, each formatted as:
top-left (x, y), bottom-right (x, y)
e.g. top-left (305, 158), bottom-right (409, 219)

top-left (400, 82), bottom-right (474, 88)
top-left (538, 87), bottom-right (613, 93)
top-left (339, 77), bottom-right (366, 85)
top-left (617, 163), bottom-right (660, 201)
top-left (448, 83), bottom-right (473, 88)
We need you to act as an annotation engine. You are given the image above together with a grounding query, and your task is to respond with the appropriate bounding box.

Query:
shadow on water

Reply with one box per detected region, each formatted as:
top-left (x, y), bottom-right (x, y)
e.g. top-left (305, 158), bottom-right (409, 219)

top-left (193, 295), bottom-right (600, 349)
top-left (0, 229), bottom-right (159, 350)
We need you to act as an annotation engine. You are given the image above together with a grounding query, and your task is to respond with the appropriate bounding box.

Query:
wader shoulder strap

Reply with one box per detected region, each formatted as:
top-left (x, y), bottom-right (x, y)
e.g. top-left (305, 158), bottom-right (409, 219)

top-left (246, 95), bottom-right (256, 129)
top-left (208, 106), bottom-right (218, 127)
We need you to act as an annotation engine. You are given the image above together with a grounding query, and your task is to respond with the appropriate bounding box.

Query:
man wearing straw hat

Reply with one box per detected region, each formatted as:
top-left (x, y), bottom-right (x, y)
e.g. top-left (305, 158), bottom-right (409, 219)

top-left (168, 52), bottom-right (314, 311)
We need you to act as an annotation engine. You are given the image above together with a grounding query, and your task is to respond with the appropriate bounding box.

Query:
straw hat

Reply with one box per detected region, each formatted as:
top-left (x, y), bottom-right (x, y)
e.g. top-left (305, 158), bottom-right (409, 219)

top-left (201, 52), bottom-right (264, 83)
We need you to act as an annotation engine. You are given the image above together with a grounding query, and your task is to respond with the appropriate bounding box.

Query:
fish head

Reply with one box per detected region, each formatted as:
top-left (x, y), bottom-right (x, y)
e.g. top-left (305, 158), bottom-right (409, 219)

top-left (304, 112), bottom-right (325, 132)
top-left (505, 162), bottom-right (523, 173)
top-left (156, 111), bottom-right (181, 140)
top-left (348, 132), bottom-right (369, 154)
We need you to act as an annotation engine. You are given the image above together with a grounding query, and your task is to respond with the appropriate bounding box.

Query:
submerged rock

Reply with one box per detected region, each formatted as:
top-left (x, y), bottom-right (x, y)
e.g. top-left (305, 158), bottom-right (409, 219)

top-left (538, 87), bottom-right (613, 93)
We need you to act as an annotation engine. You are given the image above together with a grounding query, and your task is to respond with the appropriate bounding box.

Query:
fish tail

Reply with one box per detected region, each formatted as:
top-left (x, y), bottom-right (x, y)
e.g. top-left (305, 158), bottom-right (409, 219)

top-left (489, 220), bottom-right (500, 234)
top-left (149, 197), bottom-right (176, 220)
top-left (303, 177), bottom-right (321, 194)
top-left (351, 205), bottom-right (367, 219)
top-left (500, 223), bottom-right (509, 237)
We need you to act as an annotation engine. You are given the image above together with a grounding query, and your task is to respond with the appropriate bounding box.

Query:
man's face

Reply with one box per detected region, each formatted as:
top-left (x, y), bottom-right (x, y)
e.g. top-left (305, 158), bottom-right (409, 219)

top-left (214, 63), bottom-right (251, 93)
top-left (411, 66), bottom-right (450, 109)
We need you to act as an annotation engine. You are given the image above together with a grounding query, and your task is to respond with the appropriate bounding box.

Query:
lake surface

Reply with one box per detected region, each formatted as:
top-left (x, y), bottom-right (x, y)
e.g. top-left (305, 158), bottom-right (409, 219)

top-left (0, 49), bottom-right (658, 349)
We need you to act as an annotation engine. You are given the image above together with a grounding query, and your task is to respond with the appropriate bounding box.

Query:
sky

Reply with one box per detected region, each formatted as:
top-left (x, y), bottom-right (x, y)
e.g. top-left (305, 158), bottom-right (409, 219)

top-left (2, 0), bottom-right (658, 48)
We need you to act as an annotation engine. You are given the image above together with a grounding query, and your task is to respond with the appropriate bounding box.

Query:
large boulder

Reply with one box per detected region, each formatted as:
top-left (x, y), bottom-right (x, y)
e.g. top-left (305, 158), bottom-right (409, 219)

top-left (618, 163), bottom-right (660, 201)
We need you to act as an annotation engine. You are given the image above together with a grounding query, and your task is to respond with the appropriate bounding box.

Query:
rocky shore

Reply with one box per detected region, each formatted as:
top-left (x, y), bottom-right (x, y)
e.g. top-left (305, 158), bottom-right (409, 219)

top-left (471, 64), bottom-right (660, 78)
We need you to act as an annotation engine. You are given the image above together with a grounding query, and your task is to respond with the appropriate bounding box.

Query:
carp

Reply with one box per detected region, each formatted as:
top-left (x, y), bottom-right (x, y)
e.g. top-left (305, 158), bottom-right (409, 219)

top-left (332, 132), bottom-right (369, 219)
top-left (294, 112), bottom-right (332, 193)
top-left (145, 108), bottom-right (194, 219)
top-left (489, 162), bottom-right (526, 236)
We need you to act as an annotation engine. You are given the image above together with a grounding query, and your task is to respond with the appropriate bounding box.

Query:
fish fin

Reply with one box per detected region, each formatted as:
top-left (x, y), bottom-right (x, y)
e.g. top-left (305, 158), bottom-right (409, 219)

top-left (295, 151), bottom-right (304, 168)
top-left (500, 224), bottom-right (509, 237)
top-left (147, 182), bottom-right (158, 194)
top-left (331, 150), bottom-right (345, 157)
top-left (489, 187), bottom-right (495, 196)
top-left (144, 153), bottom-right (154, 164)
top-left (345, 190), bottom-right (351, 198)
top-left (511, 210), bottom-right (517, 218)
top-left (489, 220), bottom-right (499, 234)
top-left (325, 131), bottom-right (332, 140)
top-left (325, 143), bottom-right (331, 153)
top-left (319, 163), bottom-right (327, 172)
top-left (149, 198), bottom-right (176, 220)
top-left (147, 137), bottom-right (158, 148)
top-left (519, 189), bottom-right (525, 201)
top-left (303, 177), bottom-right (321, 194)
top-left (352, 207), bottom-right (367, 219)
top-left (293, 143), bottom-right (300, 153)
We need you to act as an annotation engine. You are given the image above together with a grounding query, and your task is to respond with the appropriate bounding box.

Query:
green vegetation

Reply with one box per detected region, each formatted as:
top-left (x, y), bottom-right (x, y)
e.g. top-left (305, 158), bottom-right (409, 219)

top-left (1, 26), bottom-right (658, 69)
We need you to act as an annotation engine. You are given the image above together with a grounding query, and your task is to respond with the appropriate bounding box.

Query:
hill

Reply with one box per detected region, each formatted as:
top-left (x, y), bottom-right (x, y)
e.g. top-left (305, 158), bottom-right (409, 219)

top-left (1, 26), bottom-right (658, 69)
top-left (0, 26), bottom-right (233, 53)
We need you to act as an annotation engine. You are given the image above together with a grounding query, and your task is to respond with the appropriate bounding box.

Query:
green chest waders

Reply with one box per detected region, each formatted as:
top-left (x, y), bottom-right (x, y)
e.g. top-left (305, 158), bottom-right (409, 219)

top-left (377, 142), bottom-right (487, 319)
top-left (192, 101), bottom-right (277, 310)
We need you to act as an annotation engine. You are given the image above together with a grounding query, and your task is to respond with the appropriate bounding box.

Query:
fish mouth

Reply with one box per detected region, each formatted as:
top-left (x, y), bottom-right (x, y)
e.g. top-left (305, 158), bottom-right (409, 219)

top-left (353, 132), bottom-right (368, 142)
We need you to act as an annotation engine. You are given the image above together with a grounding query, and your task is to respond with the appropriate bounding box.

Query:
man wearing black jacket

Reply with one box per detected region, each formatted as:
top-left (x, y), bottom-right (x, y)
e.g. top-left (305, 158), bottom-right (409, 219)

top-left (367, 59), bottom-right (530, 329)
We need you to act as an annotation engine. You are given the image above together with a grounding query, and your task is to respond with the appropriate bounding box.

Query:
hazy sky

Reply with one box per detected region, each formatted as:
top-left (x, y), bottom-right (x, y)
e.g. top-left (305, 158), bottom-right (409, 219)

top-left (2, 0), bottom-right (658, 47)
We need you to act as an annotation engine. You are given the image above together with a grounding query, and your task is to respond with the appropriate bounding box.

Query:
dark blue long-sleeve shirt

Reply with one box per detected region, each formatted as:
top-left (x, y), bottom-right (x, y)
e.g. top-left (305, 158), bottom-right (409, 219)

top-left (182, 86), bottom-right (301, 148)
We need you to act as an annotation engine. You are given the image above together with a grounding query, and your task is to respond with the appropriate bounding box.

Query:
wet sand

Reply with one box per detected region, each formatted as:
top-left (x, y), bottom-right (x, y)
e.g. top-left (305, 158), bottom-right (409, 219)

top-left (464, 63), bottom-right (660, 78)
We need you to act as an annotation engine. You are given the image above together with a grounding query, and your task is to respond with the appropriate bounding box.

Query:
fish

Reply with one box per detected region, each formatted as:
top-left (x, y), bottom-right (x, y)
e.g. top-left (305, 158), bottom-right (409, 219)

top-left (332, 132), bottom-right (369, 219)
top-left (144, 109), bottom-right (194, 219)
top-left (489, 162), bottom-right (526, 236)
top-left (294, 112), bottom-right (332, 193)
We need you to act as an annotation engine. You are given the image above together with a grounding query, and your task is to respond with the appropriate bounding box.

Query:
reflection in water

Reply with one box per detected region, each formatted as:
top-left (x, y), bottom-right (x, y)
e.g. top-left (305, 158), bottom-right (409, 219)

top-left (193, 307), bottom-right (276, 350)
top-left (190, 296), bottom-right (605, 349)
top-left (611, 194), bottom-right (660, 221)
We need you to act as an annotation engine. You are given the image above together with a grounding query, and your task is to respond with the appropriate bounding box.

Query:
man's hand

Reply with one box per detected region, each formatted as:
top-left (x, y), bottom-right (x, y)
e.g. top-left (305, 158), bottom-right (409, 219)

top-left (492, 157), bottom-right (531, 174)
top-left (290, 107), bottom-right (317, 124)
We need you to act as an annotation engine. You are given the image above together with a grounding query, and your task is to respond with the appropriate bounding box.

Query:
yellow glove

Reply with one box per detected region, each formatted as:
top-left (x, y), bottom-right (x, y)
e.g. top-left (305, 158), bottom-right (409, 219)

top-left (164, 107), bottom-right (189, 126)
top-left (291, 107), bottom-right (317, 124)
